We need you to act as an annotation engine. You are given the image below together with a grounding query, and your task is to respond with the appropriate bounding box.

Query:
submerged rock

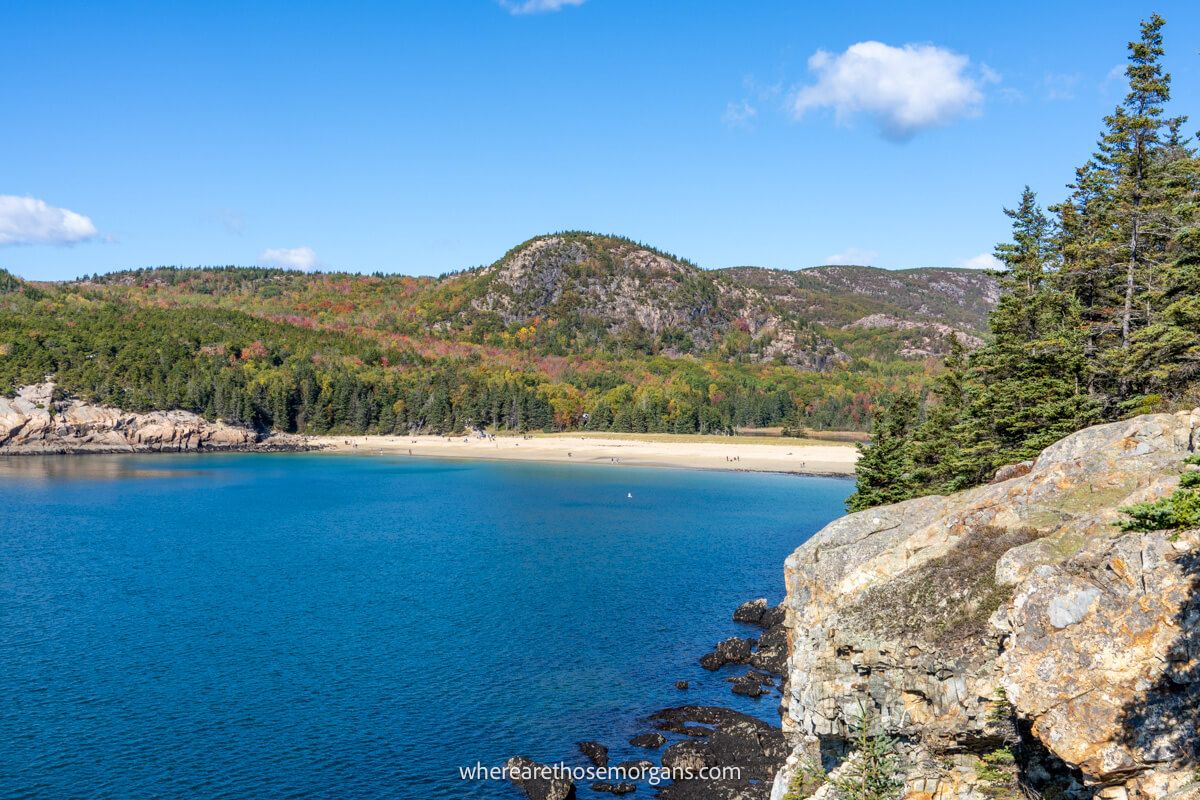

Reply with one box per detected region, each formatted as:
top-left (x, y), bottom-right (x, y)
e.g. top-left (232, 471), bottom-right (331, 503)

top-left (591, 782), bottom-right (636, 795)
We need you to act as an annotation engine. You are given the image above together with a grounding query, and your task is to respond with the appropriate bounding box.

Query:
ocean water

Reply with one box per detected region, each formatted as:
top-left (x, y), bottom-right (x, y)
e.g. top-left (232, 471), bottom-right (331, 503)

top-left (0, 453), bottom-right (850, 799)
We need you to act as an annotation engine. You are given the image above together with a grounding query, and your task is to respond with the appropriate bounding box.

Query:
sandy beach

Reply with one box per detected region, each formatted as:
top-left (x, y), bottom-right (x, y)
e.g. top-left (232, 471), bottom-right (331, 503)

top-left (310, 432), bottom-right (858, 476)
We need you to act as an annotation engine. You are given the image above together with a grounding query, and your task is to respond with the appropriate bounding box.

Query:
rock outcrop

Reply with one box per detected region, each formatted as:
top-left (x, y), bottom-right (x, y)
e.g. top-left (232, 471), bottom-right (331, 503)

top-left (772, 410), bottom-right (1200, 800)
top-left (652, 706), bottom-right (789, 800)
top-left (506, 756), bottom-right (577, 800)
top-left (0, 383), bottom-right (309, 454)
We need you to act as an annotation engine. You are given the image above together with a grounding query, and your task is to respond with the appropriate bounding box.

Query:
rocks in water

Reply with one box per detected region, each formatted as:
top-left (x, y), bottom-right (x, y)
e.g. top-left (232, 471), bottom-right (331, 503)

top-left (732, 598), bottom-right (767, 624)
top-left (758, 604), bottom-right (785, 630)
top-left (591, 782), bottom-right (636, 795)
top-left (505, 756), bottom-right (576, 800)
top-left (661, 739), bottom-right (715, 773)
top-left (747, 623), bottom-right (787, 677)
top-left (732, 598), bottom-right (785, 630)
top-left (629, 732), bottom-right (666, 749)
top-left (726, 670), bottom-right (774, 698)
top-left (725, 599), bottom-right (789, 682)
top-left (675, 680), bottom-right (689, 690)
top-left (699, 637), bottom-right (755, 671)
top-left (577, 741), bottom-right (608, 768)
top-left (650, 706), bottom-right (786, 800)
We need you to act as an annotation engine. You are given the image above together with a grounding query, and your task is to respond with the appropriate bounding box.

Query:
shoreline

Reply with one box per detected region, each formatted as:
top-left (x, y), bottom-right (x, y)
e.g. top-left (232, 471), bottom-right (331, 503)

top-left (308, 433), bottom-right (859, 476)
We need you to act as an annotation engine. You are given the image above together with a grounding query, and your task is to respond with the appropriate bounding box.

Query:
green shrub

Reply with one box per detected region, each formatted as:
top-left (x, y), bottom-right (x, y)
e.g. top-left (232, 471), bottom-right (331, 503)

top-left (1118, 454), bottom-right (1200, 533)
top-left (830, 704), bottom-right (904, 800)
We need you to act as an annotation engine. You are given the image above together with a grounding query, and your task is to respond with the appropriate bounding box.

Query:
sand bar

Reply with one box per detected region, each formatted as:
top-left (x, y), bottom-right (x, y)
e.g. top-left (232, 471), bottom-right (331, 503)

top-left (310, 432), bottom-right (858, 476)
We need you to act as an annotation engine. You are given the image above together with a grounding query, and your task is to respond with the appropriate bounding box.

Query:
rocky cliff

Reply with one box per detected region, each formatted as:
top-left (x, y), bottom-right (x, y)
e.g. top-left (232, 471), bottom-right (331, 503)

top-left (771, 411), bottom-right (1200, 800)
top-left (0, 382), bottom-right (308, 454)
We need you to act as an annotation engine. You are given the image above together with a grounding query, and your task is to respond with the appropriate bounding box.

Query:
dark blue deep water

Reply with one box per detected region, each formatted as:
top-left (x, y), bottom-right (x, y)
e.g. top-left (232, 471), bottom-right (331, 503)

top-left (0, 454), bottom-right (850, 799)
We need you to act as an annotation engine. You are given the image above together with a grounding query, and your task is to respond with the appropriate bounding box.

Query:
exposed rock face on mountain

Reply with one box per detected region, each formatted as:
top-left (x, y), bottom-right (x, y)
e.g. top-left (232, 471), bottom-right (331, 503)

top-left (771, 411), bottom-right (1200, 800)
top-left (457, 234), bottom-right (845, 369)
top-left (442, 234), bottom-right (998, 368)
top-left (717, 264), bottom-right (998, 358)
top-left (0, 382), bottom-right (307, 454)
top-left (844, 314), bottom-right (985, 357)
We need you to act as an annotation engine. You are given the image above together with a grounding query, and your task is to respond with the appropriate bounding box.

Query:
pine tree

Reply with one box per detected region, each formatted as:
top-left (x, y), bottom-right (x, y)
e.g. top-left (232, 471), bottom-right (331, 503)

top-left (1067, 14), bottom-right (1181, 409)
top-left (956, 188), bottom-right (1097, 484)
top-left (909, 335), bottom-right (968, 494)
top-left (1125, 121), bottom-right (1200, 400)
top-left (846, 393), bottom-right (918, 512)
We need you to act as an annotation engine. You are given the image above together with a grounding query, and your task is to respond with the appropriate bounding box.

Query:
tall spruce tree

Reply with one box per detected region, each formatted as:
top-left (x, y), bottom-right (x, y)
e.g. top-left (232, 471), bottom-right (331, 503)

top-left (1063, 14), bottom-right (1181, 410)
top-left (1126, 141), bottom-right (1200, 397)
top-left (956, 188), bottom-right (1096, 485)
top-left (844, 14), bottom-right (1200, 509)
top-left (908, 335), bottom-right (969, 494)
top-left (846, 393), bottom-right (918, 512)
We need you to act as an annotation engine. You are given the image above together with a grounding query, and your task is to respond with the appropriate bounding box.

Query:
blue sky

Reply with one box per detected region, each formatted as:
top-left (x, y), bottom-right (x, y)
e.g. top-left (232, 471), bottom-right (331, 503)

top-left (3, 0), bottom-right (1198, 280)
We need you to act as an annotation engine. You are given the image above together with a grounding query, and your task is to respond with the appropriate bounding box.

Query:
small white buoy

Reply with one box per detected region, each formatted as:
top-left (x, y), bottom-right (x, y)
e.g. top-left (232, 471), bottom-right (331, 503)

top-left (627, 492), bottom-right (633, 499)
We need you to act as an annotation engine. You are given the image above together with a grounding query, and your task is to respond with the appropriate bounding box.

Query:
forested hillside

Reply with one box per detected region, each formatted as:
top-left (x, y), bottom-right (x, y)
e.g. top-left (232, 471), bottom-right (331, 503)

top-left (0, 232), bottom-right (994, 437)
top-left (849, 13), bottom-right (1200, 510)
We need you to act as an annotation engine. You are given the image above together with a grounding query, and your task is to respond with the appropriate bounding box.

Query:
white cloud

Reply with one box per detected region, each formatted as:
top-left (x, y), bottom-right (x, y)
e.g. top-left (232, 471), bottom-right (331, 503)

top-left (721, 100), bottom-right (758, 128)
top-left (958, 252), bottom-right (1002, 270)
top-left (791, 41), bottom-right (985, 141)
top-left (258, 246), bottom-right (320, 271)
top-left (825, 247), bottom-right (879, 266)
top-left (499, 0), bottom-right (584, 14)
top-left (0, 195), bottom-right (98, 246)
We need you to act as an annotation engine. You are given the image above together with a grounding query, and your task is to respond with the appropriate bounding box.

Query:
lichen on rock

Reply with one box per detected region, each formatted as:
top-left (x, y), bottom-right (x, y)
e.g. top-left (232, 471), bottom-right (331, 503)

top-left (772, 410), bottom-right (1200, 800)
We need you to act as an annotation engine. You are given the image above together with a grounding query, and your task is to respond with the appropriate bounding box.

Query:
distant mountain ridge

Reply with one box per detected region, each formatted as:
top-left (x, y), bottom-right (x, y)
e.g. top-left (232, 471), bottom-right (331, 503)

top-left (71, 232), bottom-right (997, 368)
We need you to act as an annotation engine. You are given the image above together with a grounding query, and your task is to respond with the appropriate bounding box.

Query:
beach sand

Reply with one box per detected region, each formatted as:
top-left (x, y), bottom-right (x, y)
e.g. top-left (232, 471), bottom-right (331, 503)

top-left (310, 432), bottom-right (858, 476)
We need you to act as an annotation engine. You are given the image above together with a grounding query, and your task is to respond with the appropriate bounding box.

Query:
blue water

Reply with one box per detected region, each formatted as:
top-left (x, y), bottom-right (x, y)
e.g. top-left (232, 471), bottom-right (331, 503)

top-left (0, 454), bottom-right (850, 800)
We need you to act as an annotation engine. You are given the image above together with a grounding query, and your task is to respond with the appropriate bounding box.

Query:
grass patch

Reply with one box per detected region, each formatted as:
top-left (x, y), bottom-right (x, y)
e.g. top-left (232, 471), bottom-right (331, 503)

top-left (843, 526), bottom-right (1041, 646)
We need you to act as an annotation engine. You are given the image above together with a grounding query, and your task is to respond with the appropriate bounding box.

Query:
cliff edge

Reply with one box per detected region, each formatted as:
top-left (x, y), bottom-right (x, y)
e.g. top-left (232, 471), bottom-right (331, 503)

top-left (772, 410), bottom-right (1200, 800)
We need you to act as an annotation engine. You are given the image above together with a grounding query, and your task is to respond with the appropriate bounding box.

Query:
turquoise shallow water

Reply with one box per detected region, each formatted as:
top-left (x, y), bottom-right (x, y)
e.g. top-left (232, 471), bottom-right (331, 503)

top-left (0, 453), bottom-right (850, 799)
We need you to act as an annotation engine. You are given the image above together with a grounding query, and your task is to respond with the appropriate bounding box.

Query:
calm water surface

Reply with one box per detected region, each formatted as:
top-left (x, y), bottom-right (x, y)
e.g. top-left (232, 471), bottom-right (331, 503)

top-left (0, 453), bottom-right (850, 799)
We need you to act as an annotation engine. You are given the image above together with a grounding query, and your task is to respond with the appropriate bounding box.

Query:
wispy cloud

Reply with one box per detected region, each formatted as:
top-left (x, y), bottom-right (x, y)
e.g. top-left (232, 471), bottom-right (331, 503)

top-left (499, 0), bottom-right (584, 15)
top-left (1102, 63), bottom-right (1126, 92)
top-left (258, 246), bottom-right (320, 271)
top-left (721, 100), bottom-right (758, 128)
top-left (0, 195), bottom-right (98, 246)
top-left (1043, 72), bottom-right (1080, 101)
top-left (825, 247), bottom-right (879, 266)
top-left (791, 41), bottom-right (986, 141)
top-left (958, 252), bottom-right (1001, 270)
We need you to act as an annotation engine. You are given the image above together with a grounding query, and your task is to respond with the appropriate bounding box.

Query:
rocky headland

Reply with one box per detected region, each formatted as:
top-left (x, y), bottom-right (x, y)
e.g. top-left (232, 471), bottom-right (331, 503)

top-left (771, 410), bottom-right (1200, 800)
top-left (507, 410), bottom-right (1199, 800)
top-left (0, 382), bottom-right (311, 454)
